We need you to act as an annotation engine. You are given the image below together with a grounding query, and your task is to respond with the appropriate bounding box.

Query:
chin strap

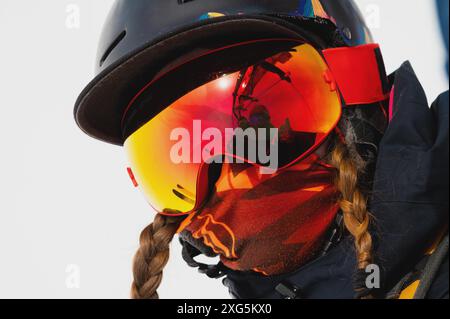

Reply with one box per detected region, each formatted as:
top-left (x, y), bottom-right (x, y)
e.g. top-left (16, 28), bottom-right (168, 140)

top-left (179, 237), bottom-right (227, 279)
top-left (322, 44), bottom-right (390, 106)
top-left (321, 211), bottom-right (345, 256)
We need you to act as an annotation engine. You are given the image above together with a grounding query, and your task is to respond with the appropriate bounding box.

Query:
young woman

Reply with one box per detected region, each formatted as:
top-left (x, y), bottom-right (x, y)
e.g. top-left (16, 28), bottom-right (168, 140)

top-left (74, 0), bottom-right (449, 299)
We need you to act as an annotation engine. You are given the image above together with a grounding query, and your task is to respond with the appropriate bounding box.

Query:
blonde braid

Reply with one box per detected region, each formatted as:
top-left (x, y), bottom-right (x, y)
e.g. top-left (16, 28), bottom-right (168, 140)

top-left (330, 140), bottom-right (374, 297)
top-left (131, 214), bottom-right (184, 299)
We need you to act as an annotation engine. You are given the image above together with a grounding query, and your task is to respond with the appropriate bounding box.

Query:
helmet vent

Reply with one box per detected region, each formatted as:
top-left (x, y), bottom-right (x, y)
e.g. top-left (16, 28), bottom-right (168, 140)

top-left (100, 30), bottom-right (127, 67)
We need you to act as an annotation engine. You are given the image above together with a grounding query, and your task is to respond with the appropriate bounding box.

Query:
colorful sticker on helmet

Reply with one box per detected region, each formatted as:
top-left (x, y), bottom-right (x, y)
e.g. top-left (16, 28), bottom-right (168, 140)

top-left (311, 0), bottom-right (330, 19)
top-left (199, 12), bottom-right (226, 21)
top-left (297, 0), bottom-right (314, 17)
top-left (296, 0), bottom-right (330, 19)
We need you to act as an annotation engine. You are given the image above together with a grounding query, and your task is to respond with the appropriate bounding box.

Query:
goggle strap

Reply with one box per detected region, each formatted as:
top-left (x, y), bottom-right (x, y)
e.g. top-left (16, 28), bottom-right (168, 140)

top-left (323, 44), bottom-right (390, 106)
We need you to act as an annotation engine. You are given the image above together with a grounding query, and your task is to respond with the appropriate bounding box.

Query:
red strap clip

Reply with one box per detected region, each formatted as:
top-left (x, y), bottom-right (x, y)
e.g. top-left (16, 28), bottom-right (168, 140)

top-left (323, 44), bottom-right (390, 106)
top-left (127, 167), bottom-right (139, 188)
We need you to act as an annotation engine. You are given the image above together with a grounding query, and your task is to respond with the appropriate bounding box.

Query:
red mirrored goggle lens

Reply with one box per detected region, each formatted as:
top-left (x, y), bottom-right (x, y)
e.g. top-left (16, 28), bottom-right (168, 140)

top-left (124, 40), bottom-right (342, 215)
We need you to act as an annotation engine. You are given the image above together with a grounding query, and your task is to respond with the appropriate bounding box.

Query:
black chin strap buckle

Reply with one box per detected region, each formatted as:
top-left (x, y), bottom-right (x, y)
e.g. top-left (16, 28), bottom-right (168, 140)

top-left (198, 262), bottom-right (226, 279)
top-left (180, 237), bottom-right (226, 279)
top-left (275, 282), bottom-right (303, 299)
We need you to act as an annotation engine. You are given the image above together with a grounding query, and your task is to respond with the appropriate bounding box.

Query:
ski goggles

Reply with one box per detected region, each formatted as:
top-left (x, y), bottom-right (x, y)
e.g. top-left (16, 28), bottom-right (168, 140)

top-left (122, 39), bottom-right (388, 216)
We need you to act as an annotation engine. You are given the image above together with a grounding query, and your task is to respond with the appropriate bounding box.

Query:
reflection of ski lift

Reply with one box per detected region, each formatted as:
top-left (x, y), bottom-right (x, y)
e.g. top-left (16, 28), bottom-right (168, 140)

top-left (232, 60), bottom-right (292, 124)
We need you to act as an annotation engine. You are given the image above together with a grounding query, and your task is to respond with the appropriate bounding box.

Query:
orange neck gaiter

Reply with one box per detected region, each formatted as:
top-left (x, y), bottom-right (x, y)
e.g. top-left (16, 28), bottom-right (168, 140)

top-left (180, 154), bottom-right (340, 276)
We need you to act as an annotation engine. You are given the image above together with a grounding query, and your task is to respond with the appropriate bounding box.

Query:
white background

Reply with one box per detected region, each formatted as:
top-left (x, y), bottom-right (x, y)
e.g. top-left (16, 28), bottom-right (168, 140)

top-left (0, 0), bottom-right (448, 299)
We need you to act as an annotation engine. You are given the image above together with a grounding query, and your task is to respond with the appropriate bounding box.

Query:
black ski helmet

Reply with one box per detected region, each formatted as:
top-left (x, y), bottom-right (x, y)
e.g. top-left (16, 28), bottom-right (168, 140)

top-left (74, 0), bottom-right (373, 146)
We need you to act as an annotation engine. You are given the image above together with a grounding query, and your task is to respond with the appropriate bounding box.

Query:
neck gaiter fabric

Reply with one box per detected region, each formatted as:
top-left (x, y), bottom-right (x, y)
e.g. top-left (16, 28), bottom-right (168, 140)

top-left (179, 154), bottom-right (340, 276)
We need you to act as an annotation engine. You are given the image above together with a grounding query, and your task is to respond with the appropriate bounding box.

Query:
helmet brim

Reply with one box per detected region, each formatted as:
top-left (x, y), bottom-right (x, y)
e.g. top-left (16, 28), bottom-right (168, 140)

top-left (74, 16), bottom-right (318, 146)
